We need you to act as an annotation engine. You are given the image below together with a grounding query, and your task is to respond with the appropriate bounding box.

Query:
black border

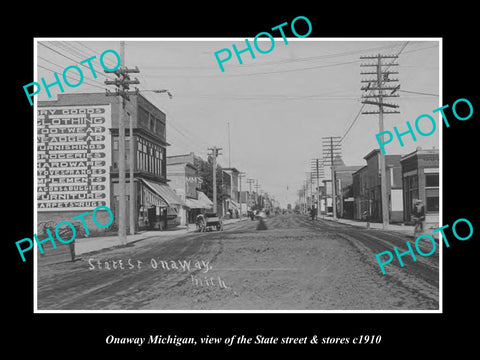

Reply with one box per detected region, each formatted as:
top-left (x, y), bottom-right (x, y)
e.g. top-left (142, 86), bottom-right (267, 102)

top-left (6, 5), bottom-right (478, 356)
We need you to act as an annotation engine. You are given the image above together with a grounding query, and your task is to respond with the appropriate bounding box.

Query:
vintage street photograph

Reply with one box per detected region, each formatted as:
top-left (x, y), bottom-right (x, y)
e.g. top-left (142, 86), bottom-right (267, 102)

top-left (34, 38), bottom-right (440, 311)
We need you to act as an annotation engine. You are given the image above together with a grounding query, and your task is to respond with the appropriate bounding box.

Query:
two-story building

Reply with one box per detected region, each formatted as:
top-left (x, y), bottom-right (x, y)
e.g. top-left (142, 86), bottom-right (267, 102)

top-left (167, 153), bottom-right (213, 225)
top-left (352, 149), bottom-right (403, 223)
top-left (222, 167), bottom-right (241, 217)
top-left (38, 92), bottom-right (185, 232)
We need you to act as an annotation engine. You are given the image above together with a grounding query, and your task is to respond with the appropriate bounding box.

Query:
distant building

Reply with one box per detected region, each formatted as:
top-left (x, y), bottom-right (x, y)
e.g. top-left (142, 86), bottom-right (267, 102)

top-left (400, 148), bottom-right (439, 231)
top-left (352, 149), bottom-right (403, 223)
top-left (334, 165), bottom-right (363, 219)
top-left (352, 166), bottom-right (368, 220)
top-left (238, 190), bottom-right (251, 214)
top-left (222, 167), bottom-right (241, 217)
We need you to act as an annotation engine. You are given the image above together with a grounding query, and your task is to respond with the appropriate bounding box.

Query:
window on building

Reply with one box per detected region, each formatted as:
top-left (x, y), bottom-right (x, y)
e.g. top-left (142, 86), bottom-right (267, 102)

top-left (426, 196), bottom-right (439, 212)
top-left (149, 114), bottom-right (156, 132)
top-left (138, 106), bottom-right (149, 129)
top-left (426, 187), bottom-right (439, 212)
top-left (425, 173), bottom-right (439, 187)
top-left (155, 119), bottom-right (162, 136)
top-left (425, 172), bottom-right (439, 212)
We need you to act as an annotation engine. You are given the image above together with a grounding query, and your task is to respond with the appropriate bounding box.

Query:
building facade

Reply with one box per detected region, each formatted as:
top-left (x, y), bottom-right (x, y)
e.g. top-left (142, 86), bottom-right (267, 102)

top-left (222, 167), bottom-right (241, 217)
top-left (352, 166), bottom-right (368, 220)
top-left (334, 165), bottom-right (363, 219)
top-left (167, 153), bottom-right (213, 225)
top-left (400, 148), bottom-right (439, 231)
top-left (352, 149), bottom-right (403, 223)
top-left (38, 92), bottom-right (184, 233)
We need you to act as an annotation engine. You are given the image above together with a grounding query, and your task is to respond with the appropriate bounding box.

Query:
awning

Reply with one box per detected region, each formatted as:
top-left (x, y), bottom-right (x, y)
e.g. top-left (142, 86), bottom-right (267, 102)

top-left (197, 191), bottom-right (213, 208)
top-left (142, 179), bottom-right (186, 207)
top-left (185, 191), bottom-right (213, 209)
top-left (143, 185), bottom-right (168, 207)
top-left (229, 199), bottom-right (240, 210)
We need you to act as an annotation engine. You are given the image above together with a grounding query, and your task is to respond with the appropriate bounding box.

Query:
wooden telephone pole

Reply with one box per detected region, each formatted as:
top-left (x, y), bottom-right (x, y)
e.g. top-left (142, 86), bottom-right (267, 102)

top-left (207, 146), bottom-right (222, 213)
top-left (104, 41), bottom-right (140, 245)
top-left (322, 136), bottom-right (341, 219)
top-left (238, 172), bottom-right (246, 217)
top-left (311, 158), bottom-right (324, 218)
top-left (360, 54), bottom-right (400, 229)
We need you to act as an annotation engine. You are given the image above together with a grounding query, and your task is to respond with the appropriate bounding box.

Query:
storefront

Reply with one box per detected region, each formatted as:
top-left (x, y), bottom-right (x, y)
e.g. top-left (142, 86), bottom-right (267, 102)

top-left (138, 179), bottom-right (185, 230)
top-left (226, 199), bottom-right (240, 218)
top-left (401, 148), bottom-right (439, 230)
top-left (185, 191), bottom-right (214, 224)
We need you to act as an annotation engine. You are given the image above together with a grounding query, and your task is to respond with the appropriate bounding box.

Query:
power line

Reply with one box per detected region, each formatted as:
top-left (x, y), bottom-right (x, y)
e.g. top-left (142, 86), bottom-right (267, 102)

top-left (146, 59), bottom-right (360, 78)
top-left (38, 42), bottom-right (115, 82)
top-left (37, 64), bottom-right (107, 92)
top-left (339, 103), bottom-right (366, 143)
top-left (398, 89), bottom-right (438, 97)
top-left (338, 41), bottom-right (410, 144)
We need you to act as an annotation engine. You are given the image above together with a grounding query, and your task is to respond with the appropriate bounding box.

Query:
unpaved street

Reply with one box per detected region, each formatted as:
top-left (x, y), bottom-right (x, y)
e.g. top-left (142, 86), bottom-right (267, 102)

top-left (37, 214), bottom-right (439, 310)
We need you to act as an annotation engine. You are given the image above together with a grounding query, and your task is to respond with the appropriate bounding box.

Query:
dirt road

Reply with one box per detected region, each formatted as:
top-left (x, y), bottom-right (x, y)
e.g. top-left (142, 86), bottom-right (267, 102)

top-left (37, 214), bottom-right (439, 310)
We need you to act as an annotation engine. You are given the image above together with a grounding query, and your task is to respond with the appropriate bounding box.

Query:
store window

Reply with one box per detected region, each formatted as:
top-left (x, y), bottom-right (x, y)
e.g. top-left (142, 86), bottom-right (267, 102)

top-left (425, 173), bottom-right (439, 187)
top-left (426, 195), bottom-right (439, 212)
top-left (425, 171), bottom-right (439, 212)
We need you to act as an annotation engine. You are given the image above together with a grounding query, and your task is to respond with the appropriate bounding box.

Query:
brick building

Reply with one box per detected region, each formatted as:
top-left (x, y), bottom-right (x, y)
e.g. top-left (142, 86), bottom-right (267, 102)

top-left (167, 153), bottom-right (213, 225)
top-left (400, 148), bottom-right (439, 231)
top-left (37, 92), bottom-right (184, 233)
top-left (222, 167), bottom-right (241, 217)
top-left (334, 165), bottom-right (363, 219)
top-left (352, 149), bottom-right (403, 223)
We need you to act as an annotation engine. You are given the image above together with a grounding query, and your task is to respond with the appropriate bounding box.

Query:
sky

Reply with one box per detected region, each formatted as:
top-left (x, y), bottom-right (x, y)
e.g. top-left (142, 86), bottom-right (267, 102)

top-left (35, 38), bottom-right (440, 208)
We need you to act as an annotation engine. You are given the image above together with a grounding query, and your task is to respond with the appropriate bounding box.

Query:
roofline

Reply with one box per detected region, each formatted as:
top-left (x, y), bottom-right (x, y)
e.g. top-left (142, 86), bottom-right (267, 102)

top-left (222, 167), bottom-right (240, 173)
top-left (401, 148), bottom-right (439, 161)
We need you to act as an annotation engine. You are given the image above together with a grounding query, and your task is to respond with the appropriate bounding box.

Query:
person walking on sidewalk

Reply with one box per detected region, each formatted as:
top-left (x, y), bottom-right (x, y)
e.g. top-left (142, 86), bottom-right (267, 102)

top-left (412, 199), bottom-right (425, 237)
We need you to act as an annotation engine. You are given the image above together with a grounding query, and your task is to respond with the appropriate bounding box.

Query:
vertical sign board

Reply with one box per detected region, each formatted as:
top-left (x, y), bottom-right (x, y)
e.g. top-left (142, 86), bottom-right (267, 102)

top-left (37, 105), bottom-right (112, 211)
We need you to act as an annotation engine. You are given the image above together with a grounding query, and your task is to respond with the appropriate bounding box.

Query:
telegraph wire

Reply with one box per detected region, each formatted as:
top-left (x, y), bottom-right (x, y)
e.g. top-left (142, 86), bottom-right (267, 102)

top-left (38, 42), bottom-right (116, 83)
top-left (136, 71), bottom-right (212, 156)
top-left (38, 41), bottom-right (211, 156)
top-left (37, 64), bottom-right (109, 92)
top-left (337, 41), bottom-right (411, 145)
top-left (398, 89), bottom-right (438, 97)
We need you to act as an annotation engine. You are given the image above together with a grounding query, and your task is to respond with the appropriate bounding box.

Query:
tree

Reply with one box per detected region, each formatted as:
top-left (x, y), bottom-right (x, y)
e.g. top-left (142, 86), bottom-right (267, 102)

top-left (194, 155), bottom-right (224, 213)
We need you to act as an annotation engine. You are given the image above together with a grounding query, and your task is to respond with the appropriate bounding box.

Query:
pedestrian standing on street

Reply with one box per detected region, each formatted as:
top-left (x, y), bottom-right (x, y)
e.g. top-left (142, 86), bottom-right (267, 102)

top-left (412, 199), bottom-right (425, 237)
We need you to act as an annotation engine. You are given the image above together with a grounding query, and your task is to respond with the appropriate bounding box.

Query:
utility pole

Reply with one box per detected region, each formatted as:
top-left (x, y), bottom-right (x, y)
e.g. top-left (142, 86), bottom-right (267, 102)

top-left (254, 180), bottom-right (260, 207)
top-left (227, 121), bottom-right (231, 168)
top-left (128, 113), bottom-right (135, 235)
top-left (105, 41), bottom-right (140, 245)
top-left (247, 178), bottom-right (255, 211)
top-left (207, 146), bottom-right (222, 213)
top-left (311, 158), bottom-right (324, 218)
top-left (305, 172), bottom-right (313, 210)
top-left (322, 136), bottom-right (341, 219)
top-left (238, 172), bottom-right (246, 217)
top-left (360, 54), bottom-right (400, 229)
